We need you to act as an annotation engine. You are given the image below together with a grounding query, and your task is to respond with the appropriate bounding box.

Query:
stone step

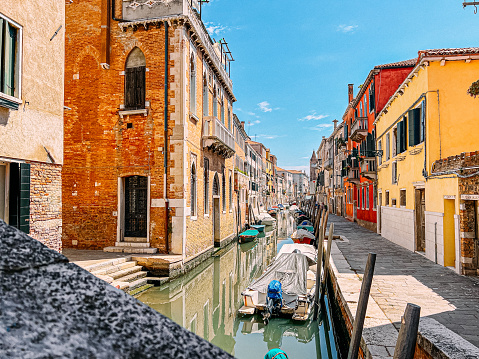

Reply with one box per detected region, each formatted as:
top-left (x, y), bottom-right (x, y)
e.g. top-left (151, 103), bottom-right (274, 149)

top-left (111, 281), bottom-right (130, 292)
top-left (121, 247), bottom-right (158, 254)
top-left (109, 265), bottom-right (143, 280)
top-left (116, 242), bottom-right (151, 248)
top-left (91, 261), bottom-right (137, 276)
top-left (124, 237), bottom-right (148, 243)
top-left (103, 246), bottom-right (158, 254)
top-left (121, 270), bottom-right (148, 283)
top-left (129, 283), bottom-right (154, 297)
top-left (128, 278), bottom-right (150, 292)
top-left (83, 257), bottom-right (131, 273)
top-left (97, 274), bottom-right (114, 284)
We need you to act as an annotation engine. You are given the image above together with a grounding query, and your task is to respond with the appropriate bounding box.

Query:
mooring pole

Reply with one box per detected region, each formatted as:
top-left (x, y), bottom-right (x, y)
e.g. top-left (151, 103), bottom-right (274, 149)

top-left (347, 252), bottom-right (377, 359)
top-left (393, 303), bottom-right (421, 359)
top-left (320, 223), bottom-right (334, 301)
top-left (313, 210), bottom-right (326, 320)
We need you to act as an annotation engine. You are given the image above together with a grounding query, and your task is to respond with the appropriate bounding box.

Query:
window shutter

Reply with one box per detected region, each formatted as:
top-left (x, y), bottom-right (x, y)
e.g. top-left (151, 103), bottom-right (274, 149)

top-left (369, 87), bottom-right (375, 112)
top-left (3, 22), bottom-right (17, 97)
top-left (408, 108), bottom-right (421, 147)
top-left (19, 163), bottom-right (30, 234)
top-left (125, 66), bottom-right (145, 110)
top-left (420, 101), bottom-right (426, 143)
top-left (401, 117), bottom-right (407, 153)
top-left (396, 122), bottom-right (402, 155)
top-left (136, 66), bottom-right (146, 109)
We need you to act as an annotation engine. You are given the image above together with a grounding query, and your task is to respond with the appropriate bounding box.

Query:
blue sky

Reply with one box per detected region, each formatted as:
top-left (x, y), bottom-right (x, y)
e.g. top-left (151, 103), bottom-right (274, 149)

top-left (201, 0), bottom-right (479, 173)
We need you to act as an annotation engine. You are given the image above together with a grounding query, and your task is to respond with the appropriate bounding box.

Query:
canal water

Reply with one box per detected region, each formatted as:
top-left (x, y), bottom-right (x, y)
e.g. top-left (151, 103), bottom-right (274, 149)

top-left (137, 212), bottom-right (339, 359)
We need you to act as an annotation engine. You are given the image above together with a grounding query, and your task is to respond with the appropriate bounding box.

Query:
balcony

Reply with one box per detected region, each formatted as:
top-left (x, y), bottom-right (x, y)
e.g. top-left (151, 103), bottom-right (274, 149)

top-left (360, 158), bottom-right (377, 180)
top-left (203, 116), bottom-right (235, 158)
top-left (324, 158), bottom-right (333, 170)
top-left (346, 168), bottom-right (361, 184)
top-left (350, 116), bottom-right (368, 142)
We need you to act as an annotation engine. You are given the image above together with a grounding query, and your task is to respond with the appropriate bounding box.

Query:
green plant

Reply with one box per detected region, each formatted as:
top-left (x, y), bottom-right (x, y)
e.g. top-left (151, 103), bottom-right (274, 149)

top-left (467, 79), bottom-right (479, 98)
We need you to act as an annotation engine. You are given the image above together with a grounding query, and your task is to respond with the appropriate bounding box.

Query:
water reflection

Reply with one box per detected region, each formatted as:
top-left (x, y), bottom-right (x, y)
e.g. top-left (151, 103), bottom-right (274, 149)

top-left (137, 212), bottom-right (338, 359)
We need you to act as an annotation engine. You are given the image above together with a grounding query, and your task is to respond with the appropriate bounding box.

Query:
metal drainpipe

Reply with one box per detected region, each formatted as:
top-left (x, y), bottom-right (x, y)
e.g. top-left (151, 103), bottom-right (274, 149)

top-left (164, 21), bottom-right (169, 253)
top-left (435, 222), bottom-right (438, 264)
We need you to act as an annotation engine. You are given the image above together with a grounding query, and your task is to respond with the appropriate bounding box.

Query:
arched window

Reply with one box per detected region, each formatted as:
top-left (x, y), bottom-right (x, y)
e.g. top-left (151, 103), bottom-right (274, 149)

top-left (190, 55), bottom-right (196, 115)
top-left (213, 173), bottom-right (219, 196)
top-left (213, 85), bottom-right (218, 118)
top-left (191, 163), bottom-right (197, 217)
top-left (204, 158), bottom-right (209, 214)
top-left (203, 75), bottom-right (208, 117)
top-left (222, 168), bottom-right (226, 211)
top-left (125, 47), bottom-right (146, 110)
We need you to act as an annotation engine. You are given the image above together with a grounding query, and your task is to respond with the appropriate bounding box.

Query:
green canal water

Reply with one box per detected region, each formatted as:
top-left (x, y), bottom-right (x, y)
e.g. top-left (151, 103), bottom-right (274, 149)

top-left (137, 212), bottom-right (339, 359)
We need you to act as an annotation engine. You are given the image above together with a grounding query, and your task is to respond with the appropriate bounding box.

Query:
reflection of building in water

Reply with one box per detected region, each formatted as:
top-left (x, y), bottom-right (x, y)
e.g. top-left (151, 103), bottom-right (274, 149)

top-left (138, 232), bottom-right (278, 356)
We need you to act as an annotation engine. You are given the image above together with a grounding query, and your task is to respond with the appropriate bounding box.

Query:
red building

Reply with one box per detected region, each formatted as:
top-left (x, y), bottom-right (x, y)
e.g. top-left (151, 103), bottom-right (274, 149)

top-left (343, 60), bottom-right (416, 231)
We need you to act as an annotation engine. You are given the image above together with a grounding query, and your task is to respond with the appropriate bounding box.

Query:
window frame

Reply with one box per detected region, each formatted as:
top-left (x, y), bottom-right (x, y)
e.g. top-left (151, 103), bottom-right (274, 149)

top-left (189, 53), bottom-right (197, 116)
top-left (0, 13), bottom-right (23, 109)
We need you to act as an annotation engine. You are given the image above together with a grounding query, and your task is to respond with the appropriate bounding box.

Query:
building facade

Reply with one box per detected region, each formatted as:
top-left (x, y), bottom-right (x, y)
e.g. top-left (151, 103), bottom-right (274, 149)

top-left (63, 0), bottom-right (237, 262)
top-left (375, 47), bottom-right (479, 275)
top-left (0, 2), bottom-right (64, 251)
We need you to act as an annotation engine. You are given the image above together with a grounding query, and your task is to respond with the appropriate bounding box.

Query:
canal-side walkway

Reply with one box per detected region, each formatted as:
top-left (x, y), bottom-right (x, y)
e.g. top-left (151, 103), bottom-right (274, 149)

top-left (327, 214), bottom-right (479, 358)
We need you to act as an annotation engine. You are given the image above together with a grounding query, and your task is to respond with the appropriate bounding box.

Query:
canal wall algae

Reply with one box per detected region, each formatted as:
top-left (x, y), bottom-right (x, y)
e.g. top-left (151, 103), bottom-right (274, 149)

top-left (0, 220), bottom-right (233, 358)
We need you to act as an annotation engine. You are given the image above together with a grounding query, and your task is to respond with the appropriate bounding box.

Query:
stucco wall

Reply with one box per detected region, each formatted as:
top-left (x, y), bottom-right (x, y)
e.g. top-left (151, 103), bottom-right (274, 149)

top-left (381, 206), bottom-right (415, 251)
top-left (0, 1), bottom-right (64, 164)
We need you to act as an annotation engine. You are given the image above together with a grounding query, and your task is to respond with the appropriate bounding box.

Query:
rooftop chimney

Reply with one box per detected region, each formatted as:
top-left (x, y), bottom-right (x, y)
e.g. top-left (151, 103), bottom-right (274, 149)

top-left (241, 121), bottom-right (245, 129)
top-left (333, 119), bottom-right (338, 129)
top-left (348, 84), bottom-right (354, 103)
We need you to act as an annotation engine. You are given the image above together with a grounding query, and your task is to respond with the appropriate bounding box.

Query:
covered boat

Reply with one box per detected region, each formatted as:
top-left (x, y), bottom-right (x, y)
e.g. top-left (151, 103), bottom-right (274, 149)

top-left (239, 252), bottom-right (316, 324)
top-left (291, 229), bottom-right (316, 245)
top-left (250, 224), bottom-right (265, 233)
top-left (277, 243), bottom-right (317, 266)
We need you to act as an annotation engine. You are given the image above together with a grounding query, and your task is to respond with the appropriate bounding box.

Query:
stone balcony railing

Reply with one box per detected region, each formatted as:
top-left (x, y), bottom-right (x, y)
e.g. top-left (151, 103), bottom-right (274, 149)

top-left (360, 158), bottom-right (377, 180)
top-left (203, 116), bottom-right (235, 158)
top-left (350, 116), bottom-right (368, 142)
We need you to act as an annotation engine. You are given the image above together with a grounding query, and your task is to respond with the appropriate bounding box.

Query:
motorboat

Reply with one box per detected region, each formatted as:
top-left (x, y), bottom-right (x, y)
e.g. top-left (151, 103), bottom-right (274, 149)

top-left (239, 229), bottom-right (259, 243)
top-left (291, 229), bottom-right (316, 246)
top-left (239, 251), bottom-right (316, 324)
top-left (250, 224), bottom-right (265, 233)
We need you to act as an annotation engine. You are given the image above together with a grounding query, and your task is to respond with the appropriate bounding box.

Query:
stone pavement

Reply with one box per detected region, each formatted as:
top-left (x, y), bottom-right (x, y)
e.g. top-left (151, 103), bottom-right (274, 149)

top-left (327, 214), bottom-right (479, 352)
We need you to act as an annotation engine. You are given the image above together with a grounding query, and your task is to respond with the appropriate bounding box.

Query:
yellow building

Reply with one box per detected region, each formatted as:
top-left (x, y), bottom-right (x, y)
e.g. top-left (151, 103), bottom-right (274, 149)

top-left (375, 47), bottom-right (479, 275)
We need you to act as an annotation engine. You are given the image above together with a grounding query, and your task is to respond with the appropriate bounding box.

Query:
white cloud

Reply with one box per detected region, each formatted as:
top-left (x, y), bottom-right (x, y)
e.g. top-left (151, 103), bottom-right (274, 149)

top-left (247, 111), bottom-right (256, 116)
top-left (204, 22), bottom-right (240, 36)
top-left (308, 123), bottom-right (334, 131)
top-left (254, 134), bottom-right (286, 140)
top-left (258, 101), bottom-right (273, 113)
top-left (298, 112), bottom-right (329, 122)
top-left (337, 24), bottom-right (358, 33)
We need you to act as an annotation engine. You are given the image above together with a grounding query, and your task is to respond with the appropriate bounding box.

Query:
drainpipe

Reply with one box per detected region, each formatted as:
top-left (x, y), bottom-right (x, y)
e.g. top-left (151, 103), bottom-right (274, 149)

top-left (435, 222), bottom-right (438, 264)
top-left (164, 21), bottom-right (169, 253)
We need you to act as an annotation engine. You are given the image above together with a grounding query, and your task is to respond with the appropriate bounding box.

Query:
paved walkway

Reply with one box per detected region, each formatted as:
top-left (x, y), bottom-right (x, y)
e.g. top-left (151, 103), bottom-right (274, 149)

top-left (328, 214), bottom-right (479, 350)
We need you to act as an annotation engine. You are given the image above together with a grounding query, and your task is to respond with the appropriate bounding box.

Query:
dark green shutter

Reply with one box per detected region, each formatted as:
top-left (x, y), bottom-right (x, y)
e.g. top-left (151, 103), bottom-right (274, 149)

top-left (396, 121), bottom-right (402, 155)
top-left (0, 19), bottom-right (4, 94)
top-left (369, 87), bottom-right (375, 112)
top-left (19, 163), bottom-right (30, 234)
top-left (408, 108), bottom-right (421, 147)
top-left (420, 101), bottom-right (425, 143)
top-left (3, 23), bottom-right (16, 97)
top-left (402, 117), bottom-right (407, 153)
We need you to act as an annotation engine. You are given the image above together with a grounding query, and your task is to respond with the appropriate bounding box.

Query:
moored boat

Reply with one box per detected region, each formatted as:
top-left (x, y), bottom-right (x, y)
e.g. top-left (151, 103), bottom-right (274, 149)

top-left (250, 224), bottom-right (265, 233)
top-left (291, 229), bottom-right (316, 246)
top-left (239, 229), bottom-right (259, 243)
top-left (239, 251), bottom-right (316, 324)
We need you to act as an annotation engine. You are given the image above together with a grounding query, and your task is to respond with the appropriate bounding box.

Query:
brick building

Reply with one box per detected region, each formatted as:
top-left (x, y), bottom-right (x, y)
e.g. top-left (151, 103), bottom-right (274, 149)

top-left (0, 2), bottom-right (64, 251)
top-left (63, 0), bottom-right (237, 261)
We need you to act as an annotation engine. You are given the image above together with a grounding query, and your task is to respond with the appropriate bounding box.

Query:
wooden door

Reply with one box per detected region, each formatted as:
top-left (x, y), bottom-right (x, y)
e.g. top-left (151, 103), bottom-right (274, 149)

top-left (415, 189), bottom-right (425, 252)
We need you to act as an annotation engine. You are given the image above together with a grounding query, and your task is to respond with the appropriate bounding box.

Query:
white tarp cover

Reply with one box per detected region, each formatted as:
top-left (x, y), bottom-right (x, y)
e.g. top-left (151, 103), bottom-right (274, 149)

top-left (278, 243), bottom-right (317, 266)
top-left (291, 229), bottom-right (315, 240)
top-left (248, 253), bottom-right (308, 296)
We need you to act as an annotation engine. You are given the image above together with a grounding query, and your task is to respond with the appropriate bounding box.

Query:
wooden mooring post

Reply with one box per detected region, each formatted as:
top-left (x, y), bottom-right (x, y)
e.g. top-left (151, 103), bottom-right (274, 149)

top-left (320, 223), bottom-right (334, 301)
top-left (312, 209), bottom-right (326, 321)
top-left (393, 303), bottom-right (421, 359)
top-left (347, 252), bottom-right (377, 359)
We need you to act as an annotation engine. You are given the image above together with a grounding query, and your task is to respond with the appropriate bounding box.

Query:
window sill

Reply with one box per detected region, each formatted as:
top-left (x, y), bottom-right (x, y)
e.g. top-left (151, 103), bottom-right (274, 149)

top-left (190, 216), bottom-right (198, 221)
top-left (222, 211), bottom-right (226, 214)
top-left (0, 92), bottom-right (21, 110)
top-left (204, 214), bottom-right (209, 218)
top-left (119, 109), bottom-right (148, 118)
